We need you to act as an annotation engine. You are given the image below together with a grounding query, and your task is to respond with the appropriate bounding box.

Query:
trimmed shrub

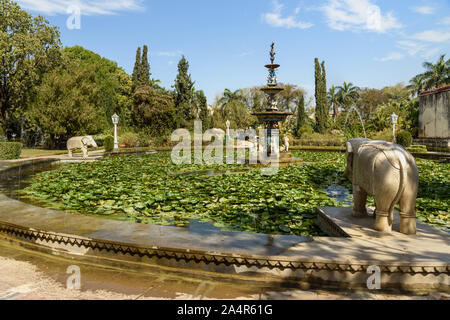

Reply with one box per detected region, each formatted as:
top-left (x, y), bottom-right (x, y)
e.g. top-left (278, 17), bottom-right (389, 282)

top-left (0, 142), bottom-right (22, 160)
top-left (104, 136), bottom-right (114, 152)
top-left (397, 131), bottom-right (412, 148)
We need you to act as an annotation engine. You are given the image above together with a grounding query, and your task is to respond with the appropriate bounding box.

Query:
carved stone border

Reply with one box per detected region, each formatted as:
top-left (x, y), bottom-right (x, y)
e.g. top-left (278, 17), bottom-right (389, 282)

top-left (0, 220), bottom-right (448, 275)
top-left (316, 209), bottom-right (351, 238)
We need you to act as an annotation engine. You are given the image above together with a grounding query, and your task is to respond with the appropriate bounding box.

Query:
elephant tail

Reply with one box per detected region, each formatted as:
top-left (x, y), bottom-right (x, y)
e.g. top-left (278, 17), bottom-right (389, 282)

top-left (388, 147), bottom-right (407, 225)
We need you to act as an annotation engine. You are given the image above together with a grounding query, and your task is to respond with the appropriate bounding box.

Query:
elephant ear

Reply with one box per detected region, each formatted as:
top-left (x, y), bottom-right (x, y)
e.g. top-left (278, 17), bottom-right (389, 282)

top-left (81, 137), bottom-right (89, 145)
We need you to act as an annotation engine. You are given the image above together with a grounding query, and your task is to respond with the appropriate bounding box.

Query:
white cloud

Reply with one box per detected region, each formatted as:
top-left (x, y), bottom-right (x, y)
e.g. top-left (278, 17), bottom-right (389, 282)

top-left (411, 30), bottom-right (450, 43)
top-left (262, 0), bottom-right (313, 29)
top-left (410, 6), bottom-right (435, 15)
top-left (322, 0), bottom-right (402, 33)
top-left (16, 0), bottom-right (144, 16)
top-left (375, 52), bottom-right (404, 62)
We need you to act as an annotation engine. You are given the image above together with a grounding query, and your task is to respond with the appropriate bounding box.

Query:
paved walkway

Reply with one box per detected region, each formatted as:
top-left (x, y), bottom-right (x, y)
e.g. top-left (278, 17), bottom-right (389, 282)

top-left (1, 241), bottom-right (447, 300)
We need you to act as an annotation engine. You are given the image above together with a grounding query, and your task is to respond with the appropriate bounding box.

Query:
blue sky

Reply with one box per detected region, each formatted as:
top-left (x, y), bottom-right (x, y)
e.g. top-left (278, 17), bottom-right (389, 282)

top-left (17, 0), bottom-right (450, 105)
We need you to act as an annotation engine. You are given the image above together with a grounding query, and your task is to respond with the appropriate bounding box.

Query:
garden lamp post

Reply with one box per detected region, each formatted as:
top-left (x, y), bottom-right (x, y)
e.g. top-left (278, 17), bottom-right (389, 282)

top-left (391, 113), bottom-right (398, 144)
top-left (111, 113), bottom-right (119, 150)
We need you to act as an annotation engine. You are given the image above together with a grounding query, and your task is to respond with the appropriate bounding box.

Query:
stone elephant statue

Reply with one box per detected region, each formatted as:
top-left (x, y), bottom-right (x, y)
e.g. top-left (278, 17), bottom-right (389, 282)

top-left (344, 138), bottom-right (419, 235)
top-left (67, 136), bottom-right (98, 158)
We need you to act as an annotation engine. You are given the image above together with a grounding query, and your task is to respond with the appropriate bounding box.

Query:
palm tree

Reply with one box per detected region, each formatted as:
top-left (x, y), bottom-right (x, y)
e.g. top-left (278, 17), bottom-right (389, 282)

top-left (327, 85), bottom-right (340, 122)
top-left (407, 74), bottom-right (425, 97)
top-left (337, 82), bottom-right (360, 110)
top-left (218, 89), bottom-right (243, 107)
top-left (420, 54), bottom-right (450, 90)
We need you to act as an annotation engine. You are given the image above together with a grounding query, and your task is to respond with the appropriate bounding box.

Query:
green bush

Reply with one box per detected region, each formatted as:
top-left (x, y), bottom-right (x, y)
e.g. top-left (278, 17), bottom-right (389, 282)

top-left (119, 132), bottom-right (139, 147)
top-left (103, 136), bottom-right (114, 152)
top-left (137, 132), bottom-right (151, 147)
top-left (296, 124), bottom-right (313, 138)
top-left (397, 131), bottom-right (412, 147)
top-left (0, 142), bottom-right (22, 160)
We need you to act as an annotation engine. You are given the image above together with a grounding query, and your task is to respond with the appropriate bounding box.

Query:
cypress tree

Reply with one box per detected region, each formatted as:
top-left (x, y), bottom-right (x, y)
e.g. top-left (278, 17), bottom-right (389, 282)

top-left (132, 47), bottom-right (141, 89)
top-left (314, 58), bottom-right (328, 134)
top-left (295, 93), bottom-right (305, 136)
top-left (321, 60), bottom-right (329, 131)
top-left (314, 58), bottom-right (323, 133)
top-left (140, 45), bottom-right (151, 86)
top-left (173, 56), bottom-right (194, 128)
top-left (197, 90), bottom-right (210, 129)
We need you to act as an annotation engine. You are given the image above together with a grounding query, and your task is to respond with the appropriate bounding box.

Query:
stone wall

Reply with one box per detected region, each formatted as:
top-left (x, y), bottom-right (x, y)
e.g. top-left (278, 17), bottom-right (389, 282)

top-left (419, 86), bottom-right (450, 139)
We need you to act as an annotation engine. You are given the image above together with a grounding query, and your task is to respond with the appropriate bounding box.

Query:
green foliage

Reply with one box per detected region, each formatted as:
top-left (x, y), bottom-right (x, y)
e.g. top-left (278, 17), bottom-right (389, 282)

top-left (0, 142), bottom-right (22, 159)
top-left (119, 132), bottom-right (139, 147)
top-left (173, 56), bottom-right (195, 128)
top-left (103, 136), bottom-right (114, 152)
top-left (132, 86), bottom-right (175, 135)
top-left (29, 60), bottom-right (106, 148)
top-left (407, 145), bottom-right (427, 153)
top-left (132, 47), bottom-right (142, 89)
top-left (396, 131), bottom-right (412, 147)
top-left (195, 90), bottom-right (211, 129)
top-left (0, 0), bottom-right (61, 136)
top-left (295, 94), bottom-right (306, 136)
top-left (62, 46), bottom-right (133, 128)
top-left (296, 133), bottom-right (344, 146)
top-left (314, 58), bottom-right (328, 134)
top-left (296, 124), bottom-right (313, 138)
top-left (418, 54), bottom-right (450, 90)
top-left (131, 45), bottom-right (151, 89)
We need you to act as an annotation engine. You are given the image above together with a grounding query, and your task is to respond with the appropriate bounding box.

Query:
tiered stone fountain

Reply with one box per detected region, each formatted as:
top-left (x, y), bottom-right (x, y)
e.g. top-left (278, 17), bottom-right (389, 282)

top-left (252, 42), bottom-right (295, 162)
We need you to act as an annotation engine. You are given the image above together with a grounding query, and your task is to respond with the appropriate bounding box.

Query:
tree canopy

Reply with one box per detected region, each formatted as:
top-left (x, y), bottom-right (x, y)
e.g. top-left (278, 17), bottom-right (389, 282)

top-left (0, 0), bottom-right (61, 137)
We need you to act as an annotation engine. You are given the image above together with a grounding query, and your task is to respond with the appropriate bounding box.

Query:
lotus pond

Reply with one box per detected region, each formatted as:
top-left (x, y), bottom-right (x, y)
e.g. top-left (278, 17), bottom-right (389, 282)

top-left (17, 151), bottom-right (449, 236)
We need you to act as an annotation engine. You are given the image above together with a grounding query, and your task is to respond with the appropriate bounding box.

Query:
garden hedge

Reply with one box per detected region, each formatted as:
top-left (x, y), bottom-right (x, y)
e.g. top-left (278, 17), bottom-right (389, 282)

top-left (0, 142), bottom-right (22, 160)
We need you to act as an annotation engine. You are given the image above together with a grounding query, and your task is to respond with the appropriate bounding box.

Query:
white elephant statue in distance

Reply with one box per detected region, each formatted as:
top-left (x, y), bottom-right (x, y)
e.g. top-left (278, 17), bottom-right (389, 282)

top-left (67, 136), bottom-right (98, 158)
top-left (343, 138), bottom-right (419, 235)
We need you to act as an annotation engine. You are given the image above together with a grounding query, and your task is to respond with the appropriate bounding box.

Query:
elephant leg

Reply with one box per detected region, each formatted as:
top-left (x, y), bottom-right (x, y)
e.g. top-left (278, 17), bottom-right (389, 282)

top-left (68, 149), bottom-right (73, 157)
top-left (82, 147), bottom-right (88, 158)
top-left (352, 185), bottom-right (368, 217)
top-left (373, 197), bottom-right (394, 233)
top-left (399, 186), bottom-right (417, 235)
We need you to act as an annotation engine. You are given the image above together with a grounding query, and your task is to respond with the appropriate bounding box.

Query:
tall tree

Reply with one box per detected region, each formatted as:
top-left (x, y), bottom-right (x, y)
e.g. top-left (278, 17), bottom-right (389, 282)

top-left (0, 0), bottom-right (61, 137)
top-left (295, 93), bottom-right (306, 136)
top-left (131, 47), bottom-right (141, 89)
top-left (173, 56), bottom-right (194, 128)
top-left (196, 90), bottom-right (210, 129)
top-left (314, 58), bottom-right (328, 133)
top-left (140, 45), bottom-right (151, 87)
top-left (419, 54), bottom-right (449, 89)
